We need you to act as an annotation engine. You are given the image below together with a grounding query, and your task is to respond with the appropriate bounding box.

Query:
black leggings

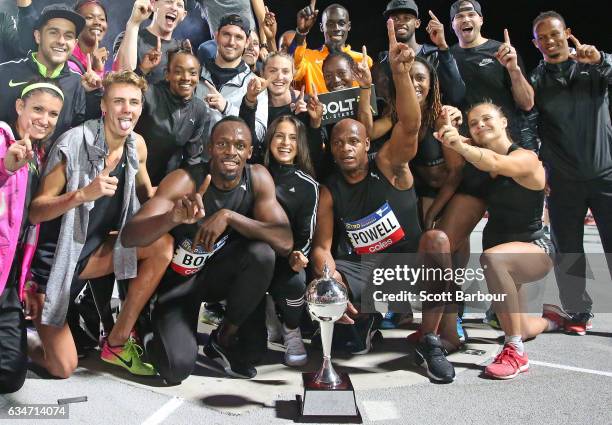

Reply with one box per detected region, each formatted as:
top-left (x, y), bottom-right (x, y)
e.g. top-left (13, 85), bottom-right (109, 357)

top-left (147, 239), bottom-right (275, 384)
top-left (0, 283), bottom-right (27, 394)
top-left (268, 259), bottom-right (306, 330)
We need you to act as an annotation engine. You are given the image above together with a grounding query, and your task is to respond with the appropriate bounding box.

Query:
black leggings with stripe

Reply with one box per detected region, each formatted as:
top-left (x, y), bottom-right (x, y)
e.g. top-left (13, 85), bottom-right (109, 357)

top-left (268, 259), bottom-right (307, 330)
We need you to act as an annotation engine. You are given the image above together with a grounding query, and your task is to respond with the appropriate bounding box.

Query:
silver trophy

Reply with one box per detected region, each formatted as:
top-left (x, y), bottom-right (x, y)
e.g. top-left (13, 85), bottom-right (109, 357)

top-left (299, 264), bottom-right (361, 422)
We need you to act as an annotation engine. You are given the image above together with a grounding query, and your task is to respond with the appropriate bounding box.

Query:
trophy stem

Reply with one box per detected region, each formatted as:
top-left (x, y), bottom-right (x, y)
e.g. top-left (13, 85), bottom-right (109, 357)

top-left (314, 321), bottom-right (342, 387)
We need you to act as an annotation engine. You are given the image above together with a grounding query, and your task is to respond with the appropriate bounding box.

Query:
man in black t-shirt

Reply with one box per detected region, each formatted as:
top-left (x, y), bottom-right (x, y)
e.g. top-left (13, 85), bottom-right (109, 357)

top-left (449, 0), bottom-right (536, 151)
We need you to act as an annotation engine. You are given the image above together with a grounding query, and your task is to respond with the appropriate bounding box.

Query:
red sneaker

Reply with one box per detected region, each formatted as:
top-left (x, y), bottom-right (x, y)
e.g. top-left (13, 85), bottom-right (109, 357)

top-left (485, 344), bottom-right (529, 380)
top-left (406, 330), bottom-right (422, 344)
top-left (542, 304), bottom-right (570, 330)
top-left (564, 313), bottom-right (593, 336)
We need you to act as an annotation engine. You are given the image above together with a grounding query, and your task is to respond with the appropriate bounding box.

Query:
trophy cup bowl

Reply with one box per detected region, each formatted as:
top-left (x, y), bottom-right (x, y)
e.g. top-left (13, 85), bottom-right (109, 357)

top-left (299, 264), bottom-right (361, 422)
top-left (305, 268), bottom-right (348, 387)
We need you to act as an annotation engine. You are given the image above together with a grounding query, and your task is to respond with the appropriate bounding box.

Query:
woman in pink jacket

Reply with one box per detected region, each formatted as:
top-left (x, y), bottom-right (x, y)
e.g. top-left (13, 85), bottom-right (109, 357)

top-left (0, 79), bottom-right (64, 394)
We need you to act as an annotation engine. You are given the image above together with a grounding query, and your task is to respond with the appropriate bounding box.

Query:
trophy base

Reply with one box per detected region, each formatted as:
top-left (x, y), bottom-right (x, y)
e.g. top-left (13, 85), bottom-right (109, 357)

top-left (297, 372), bottom-right (362, 423)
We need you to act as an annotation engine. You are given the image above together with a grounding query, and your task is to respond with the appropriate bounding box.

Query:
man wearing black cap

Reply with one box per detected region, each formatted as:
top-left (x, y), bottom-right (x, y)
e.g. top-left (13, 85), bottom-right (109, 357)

top-left (0, 3), bottom-right (101, 139)
top-left (531, 11), bottom-right (612, 335)
top-left (373, 0), bottom-right (465, 107)
top-left (449, 0), bottom-right (535, 150)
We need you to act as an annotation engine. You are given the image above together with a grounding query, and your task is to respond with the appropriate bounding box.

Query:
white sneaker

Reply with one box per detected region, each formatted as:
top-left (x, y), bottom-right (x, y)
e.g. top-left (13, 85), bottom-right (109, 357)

top-left (282, 324), bottom-right (308, 367)
top-left (265, 295), bottom-right (283, 343)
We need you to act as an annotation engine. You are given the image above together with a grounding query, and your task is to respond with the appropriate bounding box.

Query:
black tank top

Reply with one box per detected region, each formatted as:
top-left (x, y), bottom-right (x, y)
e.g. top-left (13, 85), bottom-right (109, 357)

top-left (484, 143), bottom-right (544, 239)
top-left (167, 163), bottom-right (255, 278)
top-left (31, 149), bottom-right (127, 280)
top-left (326, 159), bottom-right (422, 260)
top-left (412, 128), bottom-right (445, 167)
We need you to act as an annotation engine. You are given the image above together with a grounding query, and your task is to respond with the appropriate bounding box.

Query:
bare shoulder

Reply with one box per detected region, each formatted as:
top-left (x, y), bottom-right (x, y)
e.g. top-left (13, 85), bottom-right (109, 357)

top-left (155, 168), bottom-right (197, 201)
top-left (250, 163), bottom-right (276, 195)
top-left (133, 132), bottom-right (147, 157)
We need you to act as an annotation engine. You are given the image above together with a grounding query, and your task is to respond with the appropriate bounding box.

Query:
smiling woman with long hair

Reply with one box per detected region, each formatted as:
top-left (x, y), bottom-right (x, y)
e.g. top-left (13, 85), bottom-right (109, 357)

top-left (263, 115), bottom-right (318, 367)
top-left (434, 101), bottom-right (564, 380)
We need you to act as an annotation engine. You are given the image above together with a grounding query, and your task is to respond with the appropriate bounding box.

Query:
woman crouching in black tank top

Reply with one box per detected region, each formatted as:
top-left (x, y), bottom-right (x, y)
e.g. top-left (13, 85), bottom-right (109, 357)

top-left (434, 101), bottom-right (564, 380)
top-left (263, 115), bottom-right (319, 367)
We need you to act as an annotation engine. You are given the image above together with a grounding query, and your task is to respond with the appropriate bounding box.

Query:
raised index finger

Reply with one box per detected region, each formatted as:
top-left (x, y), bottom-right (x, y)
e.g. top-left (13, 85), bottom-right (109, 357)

top-left (156, 36), bottom-right (162, 51)
top-left (309, 0), bottom-right (316, 12)
top-left (361, 45), bottom-right (368, 66)
top-left (197, 174), bottom-right (212, 197)
top-left (203, 80), bottom-right (218, 94)
top-left (504, 28), bottom-right (511, 45)
top-left (387, 18), bottom-right (397, 46)
top-left (428, 10), bottom-right (440, 22)
top-left (310, 82), bottom-right (318, 100)
top-left (87, 53), bottom-right (92, 72)
top-left (298, 86), bottom-right (305, 101)
top-left (568, 34), bottom-right (581, 47)
top-left (443, 108), bottom-right (451, 126)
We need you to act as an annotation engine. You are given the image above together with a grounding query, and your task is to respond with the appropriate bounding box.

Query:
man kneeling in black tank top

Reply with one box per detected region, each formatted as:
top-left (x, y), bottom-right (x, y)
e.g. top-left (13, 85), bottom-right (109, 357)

top-left (311, 20), bottom-right (456, 383)
top-left (122, 116), bottom-right (293, 382)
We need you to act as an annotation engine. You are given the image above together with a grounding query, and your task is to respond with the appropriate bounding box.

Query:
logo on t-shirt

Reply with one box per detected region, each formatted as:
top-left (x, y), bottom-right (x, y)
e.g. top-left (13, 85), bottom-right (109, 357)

top-left (343, 202), bottom-right (405, 254)
top-left (170, 234), bottom-right (229, 276)
top-left (479, 58), bottom-right (495, 67)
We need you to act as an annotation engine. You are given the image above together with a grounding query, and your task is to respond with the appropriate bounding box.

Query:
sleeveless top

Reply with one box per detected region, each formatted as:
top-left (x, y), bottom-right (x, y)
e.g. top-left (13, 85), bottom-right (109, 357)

top-left (484, 143), bottom-right (544, 241)
top-left (167, 163), bottom-right (255, 279)
top-left (326, 159), bottom-right (422, 260)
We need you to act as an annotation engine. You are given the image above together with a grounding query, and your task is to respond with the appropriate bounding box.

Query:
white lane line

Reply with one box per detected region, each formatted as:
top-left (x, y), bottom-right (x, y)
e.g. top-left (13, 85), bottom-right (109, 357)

top-left (141, 397), bottom-right (184, 425)
top-left (361, 401), bottom-right (400, 421)
top-left (531, 360), bottom-right (612, 378)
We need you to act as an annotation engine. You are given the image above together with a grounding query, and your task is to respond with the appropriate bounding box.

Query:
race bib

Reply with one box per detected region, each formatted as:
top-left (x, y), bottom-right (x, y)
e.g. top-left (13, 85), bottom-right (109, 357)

top-left (170, 235), bottom-right (228, 276)
top-left (344, 202), bottom-right (405, 254)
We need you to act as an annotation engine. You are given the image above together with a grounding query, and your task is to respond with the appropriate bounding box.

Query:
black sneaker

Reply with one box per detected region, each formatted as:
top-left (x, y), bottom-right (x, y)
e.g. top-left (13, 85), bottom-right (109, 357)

top-left (346, 314), bottom-right (382, 355)
top-left (204, 331), bottom-right (257, 379)
top-left (414, 333), bottom-right (455, 383)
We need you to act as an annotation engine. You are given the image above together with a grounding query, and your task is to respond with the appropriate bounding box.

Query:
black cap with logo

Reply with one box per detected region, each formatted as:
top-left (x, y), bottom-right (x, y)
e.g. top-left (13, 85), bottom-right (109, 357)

top-left (383, 0), bottom-right (419, 20)
top-left (449, 0), bottom-right (483, 21)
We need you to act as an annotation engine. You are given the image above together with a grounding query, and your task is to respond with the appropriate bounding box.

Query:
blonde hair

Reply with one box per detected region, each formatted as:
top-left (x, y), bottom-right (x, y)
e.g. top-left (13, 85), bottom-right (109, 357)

top-left (102, 71), bottom-right (148, 98)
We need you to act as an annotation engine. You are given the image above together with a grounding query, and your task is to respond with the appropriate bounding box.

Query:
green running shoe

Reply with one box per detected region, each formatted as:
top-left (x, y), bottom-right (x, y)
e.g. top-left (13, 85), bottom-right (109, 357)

top-left (101, 337), bottom-right (156, 376)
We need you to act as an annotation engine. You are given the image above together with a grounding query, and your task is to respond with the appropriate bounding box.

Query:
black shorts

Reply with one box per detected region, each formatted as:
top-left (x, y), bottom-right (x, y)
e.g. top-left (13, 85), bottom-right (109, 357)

top-left (30, 251), bottom-right (96, 301)
top-left (483, 230), bottom-right (555, 256)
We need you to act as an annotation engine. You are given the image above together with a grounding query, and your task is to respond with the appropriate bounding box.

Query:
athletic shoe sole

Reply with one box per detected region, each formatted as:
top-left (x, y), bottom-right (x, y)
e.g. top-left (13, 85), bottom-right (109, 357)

top-left (285, 354), bottom-right (308, 367)
top-left (485, 362), bottom-right (529, 380)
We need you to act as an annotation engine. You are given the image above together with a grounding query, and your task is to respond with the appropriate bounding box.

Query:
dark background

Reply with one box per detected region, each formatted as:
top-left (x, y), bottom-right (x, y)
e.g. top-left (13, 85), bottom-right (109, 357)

top-left (1, 0), bottom-right (611, 73)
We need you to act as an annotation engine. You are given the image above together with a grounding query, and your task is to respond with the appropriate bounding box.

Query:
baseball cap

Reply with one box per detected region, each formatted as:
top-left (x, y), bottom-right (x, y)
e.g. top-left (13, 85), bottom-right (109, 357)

top-left (450, 0), bottom-right (483, 21)
top-left (383, 0), bottom-right (419, 19)
top-left (218, 13), bottom-right (250, 36)
top-left (35, 3), bottom-right (86, 35)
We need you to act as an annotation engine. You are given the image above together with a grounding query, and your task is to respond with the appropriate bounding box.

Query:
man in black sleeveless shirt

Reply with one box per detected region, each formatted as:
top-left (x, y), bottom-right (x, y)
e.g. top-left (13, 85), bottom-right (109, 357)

top-left (122, 116), bottom-right (293, 382)
top-left (311, 20), bottom-right (455, 383)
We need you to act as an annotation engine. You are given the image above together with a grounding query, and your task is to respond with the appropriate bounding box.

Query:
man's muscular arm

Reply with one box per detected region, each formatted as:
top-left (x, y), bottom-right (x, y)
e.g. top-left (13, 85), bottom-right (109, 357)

top-left (377, 19), bottom-right (420, 186)
top-left (311, 185), bottom-right (337, 278)
top-left (214, 165), bottom-right (293, 256)
top-left (122, 170), bottom-right (204, 247)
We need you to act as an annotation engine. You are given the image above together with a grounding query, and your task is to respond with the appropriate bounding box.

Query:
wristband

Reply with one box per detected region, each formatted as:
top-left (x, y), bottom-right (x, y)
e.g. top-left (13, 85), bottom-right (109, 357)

top-left (359, 85), bottom-right (372, 90)
top-left (296, 27), bottom-right (309, 36)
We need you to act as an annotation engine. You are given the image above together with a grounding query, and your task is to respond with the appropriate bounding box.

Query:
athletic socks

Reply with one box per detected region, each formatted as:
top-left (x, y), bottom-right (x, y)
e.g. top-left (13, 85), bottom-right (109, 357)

top-left (504, 335), bottom-right (524, 355)
top-left (545, 317), bottom-right (560, 332)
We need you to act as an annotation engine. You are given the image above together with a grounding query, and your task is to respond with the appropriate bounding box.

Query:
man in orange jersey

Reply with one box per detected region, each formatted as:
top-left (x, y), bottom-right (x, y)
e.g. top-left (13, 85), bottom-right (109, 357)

top-left (290, 1), bottom-right (372, 95)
